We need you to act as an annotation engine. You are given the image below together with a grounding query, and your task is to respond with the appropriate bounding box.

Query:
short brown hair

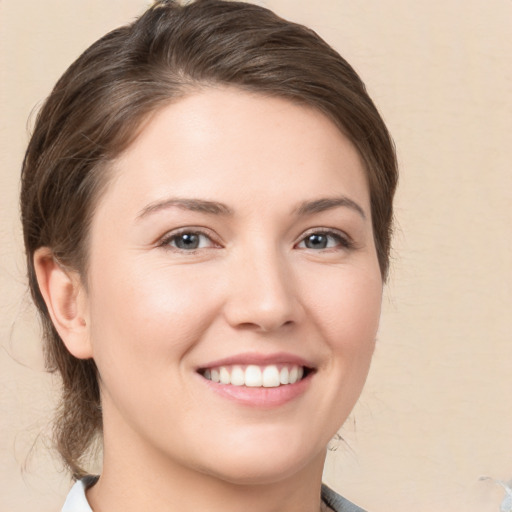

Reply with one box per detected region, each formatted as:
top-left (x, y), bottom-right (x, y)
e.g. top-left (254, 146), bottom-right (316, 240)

top-left (21, 0), bottom-right (397, 478)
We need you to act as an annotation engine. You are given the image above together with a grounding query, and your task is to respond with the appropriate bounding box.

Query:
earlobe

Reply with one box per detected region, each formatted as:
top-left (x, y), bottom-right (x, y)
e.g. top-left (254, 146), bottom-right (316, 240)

top-left (33, 247), bottom-right (93, 359)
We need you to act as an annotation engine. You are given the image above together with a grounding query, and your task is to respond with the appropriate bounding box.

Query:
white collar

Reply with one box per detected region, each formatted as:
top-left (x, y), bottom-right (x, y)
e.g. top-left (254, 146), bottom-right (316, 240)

top-left (61, 477), bottom-right (96, 512)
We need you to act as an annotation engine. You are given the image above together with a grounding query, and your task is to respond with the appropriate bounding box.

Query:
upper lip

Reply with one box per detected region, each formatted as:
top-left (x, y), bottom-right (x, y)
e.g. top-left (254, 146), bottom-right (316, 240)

top-left (197, 352), bottom-right (315, 370)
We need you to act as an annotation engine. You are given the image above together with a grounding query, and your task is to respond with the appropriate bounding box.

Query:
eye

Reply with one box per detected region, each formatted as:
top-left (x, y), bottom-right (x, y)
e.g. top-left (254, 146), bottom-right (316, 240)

top-left (296, 230), bottom-right (352, 250)
top-left (160, 230), bottom-right (218, 251)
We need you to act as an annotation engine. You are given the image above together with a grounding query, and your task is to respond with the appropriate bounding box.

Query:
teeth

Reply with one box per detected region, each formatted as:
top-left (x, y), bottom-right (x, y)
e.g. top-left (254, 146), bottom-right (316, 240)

top-left (262, 365), bottom-right (280, 387)
top-left (245, 365), bottom-right (262, 387)
top-left (211, 368), bottom-right (220, 383)
top-left (202, 364), bottom-right (306, 387)
top-left (219, 367), bottom-right (230, 384)
top-left (289, 366), bottom-right (298, 384)
top-left (230, 365), bottom-right (245, 386)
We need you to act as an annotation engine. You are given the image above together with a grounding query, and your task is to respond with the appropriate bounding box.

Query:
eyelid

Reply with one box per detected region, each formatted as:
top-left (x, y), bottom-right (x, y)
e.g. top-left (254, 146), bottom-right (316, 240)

top-left (156, 226), bottom-right (354, 252)
top-left (157, 226), bottom-right (222, 251)
top-left (295, 227), bottom-right (355, 250)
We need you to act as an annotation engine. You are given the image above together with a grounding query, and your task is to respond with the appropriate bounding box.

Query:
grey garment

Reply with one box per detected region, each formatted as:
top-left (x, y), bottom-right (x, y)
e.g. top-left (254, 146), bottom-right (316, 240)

top-left (321, 484), bottom-right (367, 512)
top-left (62, 477), bottom-right (365, 512)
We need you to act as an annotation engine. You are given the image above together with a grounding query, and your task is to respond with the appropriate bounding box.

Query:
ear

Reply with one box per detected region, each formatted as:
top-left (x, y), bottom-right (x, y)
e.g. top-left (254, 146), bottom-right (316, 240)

top-left (33, 247), bottom-right (93, 359)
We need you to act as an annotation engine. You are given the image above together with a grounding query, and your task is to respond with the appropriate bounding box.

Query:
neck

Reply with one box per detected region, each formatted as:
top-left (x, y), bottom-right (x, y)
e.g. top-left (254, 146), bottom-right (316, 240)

top-left (88, 453), bottom-right (327, 512)
top-left (87, 413), bottom-right (328, 512)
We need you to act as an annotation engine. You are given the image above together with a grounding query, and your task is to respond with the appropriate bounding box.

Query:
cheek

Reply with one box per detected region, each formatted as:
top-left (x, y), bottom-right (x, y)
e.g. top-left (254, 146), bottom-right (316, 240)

top-left (303, 263), bottom-right (382, 351)
top-left (86, 260), bottom-right (220, 372)
top-left (294, 262), bottom-right (382, 438)
top-left (300, 259), bottom-right (382, 411)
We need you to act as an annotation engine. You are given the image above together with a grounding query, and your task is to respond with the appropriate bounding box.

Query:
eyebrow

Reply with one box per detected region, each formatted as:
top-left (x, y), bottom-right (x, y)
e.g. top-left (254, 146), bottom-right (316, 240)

top-left (137, 198), bottom-right (234, 219)
top-left (136, 195), bottom-right (366, 221)
top-left (294, 196), bottom-right (367, 219)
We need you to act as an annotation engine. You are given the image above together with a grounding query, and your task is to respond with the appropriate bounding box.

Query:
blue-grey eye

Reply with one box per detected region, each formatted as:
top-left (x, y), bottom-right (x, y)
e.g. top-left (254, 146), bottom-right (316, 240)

top-left (297, 231), bottom-right (348, 250)
top-left (161, 230), bottom-right (218, 252)
top-left (304, 233), bottom-right (329, 249)
top-left (172, 232), bottom-right (202, 250)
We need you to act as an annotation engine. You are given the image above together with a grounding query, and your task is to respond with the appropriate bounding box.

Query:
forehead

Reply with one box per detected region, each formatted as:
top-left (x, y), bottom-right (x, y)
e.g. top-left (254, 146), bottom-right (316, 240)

top-left (98, 87), bottom-right (370, 219)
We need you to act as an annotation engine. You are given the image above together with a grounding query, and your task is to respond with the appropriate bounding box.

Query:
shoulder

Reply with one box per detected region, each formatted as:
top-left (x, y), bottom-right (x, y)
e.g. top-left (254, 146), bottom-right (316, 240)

top-left (61, 476), bottom-right (98, 512)
top-left (321, 484), bottom-right (368, 512)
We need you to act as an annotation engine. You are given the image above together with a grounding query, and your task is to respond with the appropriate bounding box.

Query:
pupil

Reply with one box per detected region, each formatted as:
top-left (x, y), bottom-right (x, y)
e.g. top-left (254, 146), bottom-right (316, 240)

top-left (306, 234), bottom-right (327, 249)
top-left (176, 233), bottom-right (199, 249)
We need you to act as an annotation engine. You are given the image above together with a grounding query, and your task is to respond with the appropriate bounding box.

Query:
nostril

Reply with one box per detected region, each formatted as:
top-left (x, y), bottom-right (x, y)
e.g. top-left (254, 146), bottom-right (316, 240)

top-left (232, 319), bottom-right (295, 333)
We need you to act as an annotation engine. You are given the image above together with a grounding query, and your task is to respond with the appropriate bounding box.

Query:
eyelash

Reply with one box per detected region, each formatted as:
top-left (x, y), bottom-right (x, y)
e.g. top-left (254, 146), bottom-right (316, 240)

top-left (158, 228), bottom-right (354, 252)
top-left (295, 229), bottom-right (354, 251)
top-left (158, 228), bottom-right (219, 252)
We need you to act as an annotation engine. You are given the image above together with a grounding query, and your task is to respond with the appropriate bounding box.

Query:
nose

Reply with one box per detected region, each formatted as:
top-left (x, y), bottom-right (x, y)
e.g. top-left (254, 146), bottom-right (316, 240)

top-left (223, 245), bottom-right (302, 332)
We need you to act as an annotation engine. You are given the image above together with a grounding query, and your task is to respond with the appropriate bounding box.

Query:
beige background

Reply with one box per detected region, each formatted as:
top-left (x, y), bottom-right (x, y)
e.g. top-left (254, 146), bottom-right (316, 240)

top-left (1, 1), bottom-right (511, 511)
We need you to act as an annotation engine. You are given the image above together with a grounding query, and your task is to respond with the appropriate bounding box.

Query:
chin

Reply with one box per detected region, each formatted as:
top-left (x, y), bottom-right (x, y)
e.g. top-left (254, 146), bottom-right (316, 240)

top-left (190, 428), bottom-right (328, 486)
top-left (201, 454), bottom-right (321, 486)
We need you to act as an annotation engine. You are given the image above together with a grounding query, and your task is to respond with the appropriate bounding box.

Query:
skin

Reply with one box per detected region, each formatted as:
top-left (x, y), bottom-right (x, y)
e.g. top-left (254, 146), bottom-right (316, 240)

top-left (35, 87), bottom-right (382, 512)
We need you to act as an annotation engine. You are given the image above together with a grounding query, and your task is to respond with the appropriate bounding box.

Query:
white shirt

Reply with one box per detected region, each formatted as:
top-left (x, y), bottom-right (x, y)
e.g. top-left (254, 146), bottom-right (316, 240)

top-left (61, 477), bottom-right (97, 512)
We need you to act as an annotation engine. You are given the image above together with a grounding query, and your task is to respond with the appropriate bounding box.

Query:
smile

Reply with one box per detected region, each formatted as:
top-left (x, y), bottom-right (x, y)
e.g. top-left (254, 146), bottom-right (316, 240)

top-left (200, 364), bottom-right (309, 388)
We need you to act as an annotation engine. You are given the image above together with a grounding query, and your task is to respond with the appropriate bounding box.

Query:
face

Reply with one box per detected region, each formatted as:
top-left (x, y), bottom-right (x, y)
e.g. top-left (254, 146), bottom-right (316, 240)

top-left (82, 88), bottom-right (382, 484)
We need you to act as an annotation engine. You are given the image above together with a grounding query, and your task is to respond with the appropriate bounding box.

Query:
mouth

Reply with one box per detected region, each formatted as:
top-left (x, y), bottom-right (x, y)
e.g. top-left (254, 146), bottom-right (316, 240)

top-left (198, 364), bottom-right (313, 388)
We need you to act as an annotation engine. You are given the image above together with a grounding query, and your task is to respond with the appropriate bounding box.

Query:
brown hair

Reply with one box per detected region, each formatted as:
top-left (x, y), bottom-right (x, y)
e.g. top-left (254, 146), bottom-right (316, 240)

top-left (20, 0), bottom-right (398, 478)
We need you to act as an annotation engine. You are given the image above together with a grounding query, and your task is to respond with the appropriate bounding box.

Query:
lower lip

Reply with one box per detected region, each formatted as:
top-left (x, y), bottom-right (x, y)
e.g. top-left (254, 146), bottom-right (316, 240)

top-left (200, 374), bottom-right (313, 408)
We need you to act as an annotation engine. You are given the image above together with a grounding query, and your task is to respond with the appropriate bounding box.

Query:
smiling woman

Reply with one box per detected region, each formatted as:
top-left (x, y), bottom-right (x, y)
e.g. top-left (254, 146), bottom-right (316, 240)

top-left (20, 1), bottom-right (397, 512)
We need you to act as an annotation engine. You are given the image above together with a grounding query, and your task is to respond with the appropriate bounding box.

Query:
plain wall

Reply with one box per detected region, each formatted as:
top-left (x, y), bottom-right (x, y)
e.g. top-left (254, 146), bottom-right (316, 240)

top-left (1, 1), bottom-right (511, 511)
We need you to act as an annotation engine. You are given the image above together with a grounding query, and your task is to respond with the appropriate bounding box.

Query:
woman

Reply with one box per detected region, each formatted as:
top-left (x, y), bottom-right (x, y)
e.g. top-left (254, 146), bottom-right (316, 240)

top-left (20, 1), bottom-right (397, 511)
